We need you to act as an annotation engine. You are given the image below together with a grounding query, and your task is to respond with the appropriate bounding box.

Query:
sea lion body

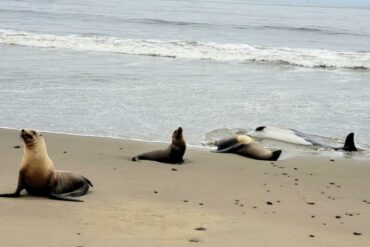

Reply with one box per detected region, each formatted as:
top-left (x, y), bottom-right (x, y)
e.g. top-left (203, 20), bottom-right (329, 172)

top-left (213, 135), bottom-right (282, 161)
top-left (0, 129), bottom-right (92, 202)
top-left (132, 127), bottom-right (186, 164)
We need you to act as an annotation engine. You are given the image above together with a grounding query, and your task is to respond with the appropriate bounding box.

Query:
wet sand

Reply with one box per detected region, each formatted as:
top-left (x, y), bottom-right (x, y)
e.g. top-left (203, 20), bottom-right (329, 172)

top-left (0, 128), bottom-right (369, 246)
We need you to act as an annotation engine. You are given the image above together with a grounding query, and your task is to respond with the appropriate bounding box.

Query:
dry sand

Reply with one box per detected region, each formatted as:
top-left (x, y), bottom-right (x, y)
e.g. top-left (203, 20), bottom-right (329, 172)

top-left (0, 128), bottom-right (369, 247)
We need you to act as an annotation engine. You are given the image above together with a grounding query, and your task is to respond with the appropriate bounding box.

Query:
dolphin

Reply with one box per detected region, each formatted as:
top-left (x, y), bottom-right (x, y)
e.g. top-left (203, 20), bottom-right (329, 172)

top-left (248, 126), bottom-right (357, 151)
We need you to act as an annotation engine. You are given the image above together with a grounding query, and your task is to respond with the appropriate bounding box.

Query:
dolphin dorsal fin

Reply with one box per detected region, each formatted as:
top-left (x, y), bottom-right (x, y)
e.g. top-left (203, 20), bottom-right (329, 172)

top-left (342, 133), bottom-right (357, 151)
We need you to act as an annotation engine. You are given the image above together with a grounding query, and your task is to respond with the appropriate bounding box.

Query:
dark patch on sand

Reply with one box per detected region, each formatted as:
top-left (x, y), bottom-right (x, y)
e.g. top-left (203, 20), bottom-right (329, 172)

top-left (195, 227), bottom-right (206, 231)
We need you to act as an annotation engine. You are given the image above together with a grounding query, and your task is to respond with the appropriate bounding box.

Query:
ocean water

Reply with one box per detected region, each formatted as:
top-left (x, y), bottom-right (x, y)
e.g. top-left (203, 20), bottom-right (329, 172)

top-left (0, 0), bottom-right (369, 157)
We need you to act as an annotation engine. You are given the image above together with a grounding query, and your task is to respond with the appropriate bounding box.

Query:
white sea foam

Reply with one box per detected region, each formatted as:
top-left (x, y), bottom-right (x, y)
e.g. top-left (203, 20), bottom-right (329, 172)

top-left (1, 29), bottom-right (369, 69)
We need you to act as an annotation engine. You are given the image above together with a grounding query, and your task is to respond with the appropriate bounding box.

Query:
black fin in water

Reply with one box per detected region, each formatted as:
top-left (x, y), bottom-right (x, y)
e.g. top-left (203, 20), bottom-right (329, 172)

top-left (342, 133), bottom-right (357, 151)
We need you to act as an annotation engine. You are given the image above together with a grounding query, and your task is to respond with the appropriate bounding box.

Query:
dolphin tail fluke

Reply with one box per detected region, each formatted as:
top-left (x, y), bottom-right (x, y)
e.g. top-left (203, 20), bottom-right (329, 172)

top-left (342, 133), bottom-right (357, 151)
top-left (270, 150), bottom-right (282, 161)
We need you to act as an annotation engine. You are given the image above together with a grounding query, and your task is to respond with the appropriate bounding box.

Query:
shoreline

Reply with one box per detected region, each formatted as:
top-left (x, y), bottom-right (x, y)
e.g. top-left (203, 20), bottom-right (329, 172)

top-left (1, 127), bottom-right (368, 161)
top-left (0, 128), bottom-right (369, 246)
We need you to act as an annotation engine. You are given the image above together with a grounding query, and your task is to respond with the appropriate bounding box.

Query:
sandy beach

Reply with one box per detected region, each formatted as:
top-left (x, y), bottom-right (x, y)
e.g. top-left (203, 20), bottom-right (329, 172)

top-left (0, 128), bottom-right (368, 246)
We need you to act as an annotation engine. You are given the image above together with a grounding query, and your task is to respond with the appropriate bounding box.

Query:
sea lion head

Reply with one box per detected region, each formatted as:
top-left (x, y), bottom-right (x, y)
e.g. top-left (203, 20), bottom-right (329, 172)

top-left (172, 127), bottom-right (185, 147)
top-left (20, 129), bottom-right (43, 146)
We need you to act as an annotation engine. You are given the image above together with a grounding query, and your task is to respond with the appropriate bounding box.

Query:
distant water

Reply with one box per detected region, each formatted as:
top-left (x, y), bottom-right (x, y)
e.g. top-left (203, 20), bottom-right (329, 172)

top-left (0, 0), bottom-right (369, 157)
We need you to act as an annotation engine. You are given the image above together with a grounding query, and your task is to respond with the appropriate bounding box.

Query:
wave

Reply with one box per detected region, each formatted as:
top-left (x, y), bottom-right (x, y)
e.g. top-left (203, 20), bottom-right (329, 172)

top-left (129, 18), bottom-right (369, 37)
top-left (1, 29), bottom-right (369, 69)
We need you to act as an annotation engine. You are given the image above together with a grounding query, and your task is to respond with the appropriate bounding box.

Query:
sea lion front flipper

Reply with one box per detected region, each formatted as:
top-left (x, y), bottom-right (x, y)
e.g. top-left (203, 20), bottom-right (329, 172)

top-left (212, 142), bottom-right (244, 153)
top-left (49, 192), bottom-right (84, 202)
top-left (0, 174), bottom-right (24, 198)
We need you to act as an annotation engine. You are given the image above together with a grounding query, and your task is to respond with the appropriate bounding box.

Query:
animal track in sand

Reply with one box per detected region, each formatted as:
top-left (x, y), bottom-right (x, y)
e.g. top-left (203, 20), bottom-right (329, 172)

top-left (194, 227), bottom-right (207, 231)
top-left (189, 238), bottom-right (201, 242)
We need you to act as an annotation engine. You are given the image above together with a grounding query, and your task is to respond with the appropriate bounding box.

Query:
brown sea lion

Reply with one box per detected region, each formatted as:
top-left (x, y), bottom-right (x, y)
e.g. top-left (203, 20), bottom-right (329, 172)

top-left (132, 127), bottom-right (186, 164)
top-left (0, 129), bottom-right (93, 202)
top-left (212, 134), bottom-right (282, 161)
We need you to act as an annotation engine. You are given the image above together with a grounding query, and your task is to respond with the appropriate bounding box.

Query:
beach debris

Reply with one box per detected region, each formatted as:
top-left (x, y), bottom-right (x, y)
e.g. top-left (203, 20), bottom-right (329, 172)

top-left (171, 168), bottom-right (178, 171)
top-left (195, 227), bottom-right (207, 231)
top-left (189, 238), bottom-right (201, 243)
top-left (13, 145), bottom-right (21, 149)
top-left (309, 234), bottom-right (315, 238)
top-left (199, 203), bottom-right (204, 206)
top-left (353, 232), bottom-right (362, 236)
top-left (307, 202), bottom-right (315, 205)
top-left (330, 159), bottom-right (335, 162)
top-left (154, 191), bottom-right (158, 194)
top-left (335, 215), bottom-right (341, 219)
top-left (345, 213), bottom-right (353, 217)
top-left (63, 151), bottom-right (67, 154)
top-left (183, 200), bottom-right (189, 203)
top-left (266, 201), bottom-right (273, 205)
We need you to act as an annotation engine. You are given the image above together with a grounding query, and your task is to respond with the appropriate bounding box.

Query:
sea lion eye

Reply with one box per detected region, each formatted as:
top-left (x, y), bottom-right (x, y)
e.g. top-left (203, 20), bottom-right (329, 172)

top-left (32, 131), bottom-right (36, 135)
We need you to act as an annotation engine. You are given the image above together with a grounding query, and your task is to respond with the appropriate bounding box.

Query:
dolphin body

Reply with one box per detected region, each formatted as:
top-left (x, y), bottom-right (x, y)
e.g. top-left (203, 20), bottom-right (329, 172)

top-left (248, 126), bottom-right (357, 151)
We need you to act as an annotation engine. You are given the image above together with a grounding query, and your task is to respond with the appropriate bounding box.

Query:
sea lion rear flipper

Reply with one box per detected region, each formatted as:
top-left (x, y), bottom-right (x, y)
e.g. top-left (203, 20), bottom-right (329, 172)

top-left (341, 133), bottom-right (357, 151)
top-left (212, 142), bottom-right (243, 153)
top-left (49, 192), bottom-right (84, 202)
top-left (270, 150), bottom-right (282, 161)
top-left (61, 182), bottom-right (90, 197)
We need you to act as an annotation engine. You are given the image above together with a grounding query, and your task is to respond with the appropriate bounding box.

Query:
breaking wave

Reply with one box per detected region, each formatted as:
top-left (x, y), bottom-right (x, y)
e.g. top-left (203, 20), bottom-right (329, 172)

top-left (1, 29), bottom-right (369, 69)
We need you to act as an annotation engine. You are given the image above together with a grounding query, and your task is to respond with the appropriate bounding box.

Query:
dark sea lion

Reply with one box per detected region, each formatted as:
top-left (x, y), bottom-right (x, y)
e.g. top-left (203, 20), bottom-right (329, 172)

top-left (0, 129), bottom-right (93, 202)
top-left (132, 127), bottom-right (186, 164)
top-left (212, 134), bottom-right (282, 161)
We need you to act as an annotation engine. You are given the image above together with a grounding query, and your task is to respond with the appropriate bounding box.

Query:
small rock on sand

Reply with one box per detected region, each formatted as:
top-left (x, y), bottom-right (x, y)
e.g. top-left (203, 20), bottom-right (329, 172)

top-left (266, 201), bottom-right (273, 205)
top-left (353, 232), bottom-right (362, 236)
top-left (13, 145), bottom-right (21, 149)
